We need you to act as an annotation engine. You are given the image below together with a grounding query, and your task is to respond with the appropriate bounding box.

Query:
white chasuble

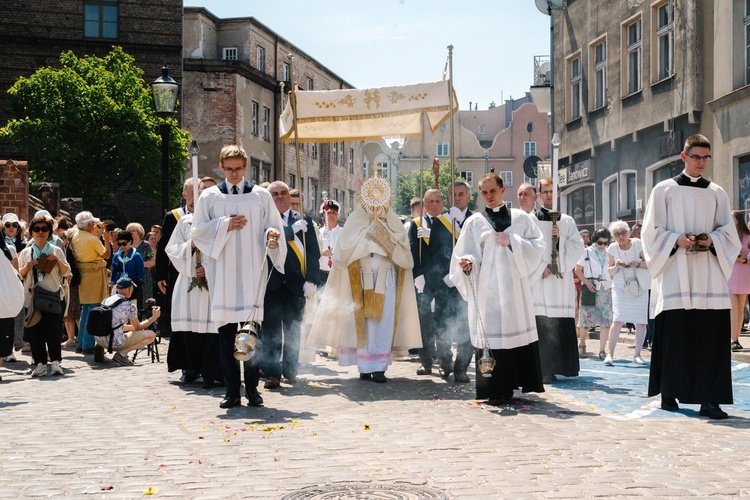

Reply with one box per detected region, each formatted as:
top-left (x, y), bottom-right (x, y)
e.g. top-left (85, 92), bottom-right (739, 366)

top-left (165, 214), bottom-right (214, 333)
top-left (642, 179), bottom-right (740, 315)
top-left (450, 209), bottom-right (545, 350)
top-left (531, 214), bottom-right (585, 318)
top-left (191, 186), bottom-right (285, 325)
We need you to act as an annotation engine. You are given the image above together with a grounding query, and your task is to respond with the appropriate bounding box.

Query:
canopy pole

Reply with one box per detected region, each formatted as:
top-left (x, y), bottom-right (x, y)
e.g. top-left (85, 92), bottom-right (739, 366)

top-left (447, 44), bottom-right (456, 249)
top-left (279, 81), bottom-right (286, 182)
top-left (419, 111), bottom-right (426, 263)
top-left (287, 54), bottom-right (306, 256)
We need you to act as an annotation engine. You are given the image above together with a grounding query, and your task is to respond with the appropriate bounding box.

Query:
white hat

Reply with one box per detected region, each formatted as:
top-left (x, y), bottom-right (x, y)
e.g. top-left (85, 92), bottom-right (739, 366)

top-left (2, 213), bottom-right (19, 225)
top-left (32, 210), bottom-right (58, 231)
top-left (320, 199), bottom-right (341, 213)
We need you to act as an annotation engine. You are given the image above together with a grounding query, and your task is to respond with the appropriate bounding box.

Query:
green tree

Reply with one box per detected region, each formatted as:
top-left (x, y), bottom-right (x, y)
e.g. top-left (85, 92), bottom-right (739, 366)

top-left (395, 160), bottom-right (478, 215)
top-left (0, 46), bottom-right (190, 208)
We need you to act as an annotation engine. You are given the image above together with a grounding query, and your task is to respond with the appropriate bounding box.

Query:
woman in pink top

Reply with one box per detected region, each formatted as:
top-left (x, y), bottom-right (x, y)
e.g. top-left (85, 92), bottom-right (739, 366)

top-left (728, 211), bottom-right (750, 351)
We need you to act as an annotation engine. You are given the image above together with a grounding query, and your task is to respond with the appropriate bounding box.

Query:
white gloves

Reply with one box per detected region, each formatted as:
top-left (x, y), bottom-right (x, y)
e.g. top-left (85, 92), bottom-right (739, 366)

top-left (414, 275), bottom-right (425, 293)
top-left (303, 281), bottom-right (316, 298)
top-left (417, 226), bottom-right (431, 239)
top-left (446, 206), bottom-right (462, 222)
top-left (443, 274), bottom-right (455, 288)
top-left (292, 219), bottom-right (308, 233)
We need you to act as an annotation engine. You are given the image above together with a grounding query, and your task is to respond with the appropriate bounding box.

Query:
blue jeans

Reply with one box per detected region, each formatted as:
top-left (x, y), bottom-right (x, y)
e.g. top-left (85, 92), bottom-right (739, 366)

top-left (77, 303), bottom-right (98, 350)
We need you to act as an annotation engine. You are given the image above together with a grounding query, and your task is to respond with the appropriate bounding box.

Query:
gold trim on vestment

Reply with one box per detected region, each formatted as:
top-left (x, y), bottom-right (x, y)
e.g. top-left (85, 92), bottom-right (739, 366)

top-left (348, 261), bottom-right (366, 348)
top-left (437, 214), bottom-right (460, 240)
top-left (288, 240), bottom-right (306, 278)
top-left (413, 217), bottom-right (429, 245)
top-left (391, 266), bottom-right (405, 344)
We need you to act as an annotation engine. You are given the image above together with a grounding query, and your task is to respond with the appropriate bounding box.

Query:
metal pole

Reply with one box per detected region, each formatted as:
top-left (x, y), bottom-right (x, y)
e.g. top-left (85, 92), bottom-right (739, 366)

top-left (447, 44), bottom-right (456, 249)
top-left (287, 54), bottom-right (306, 253)
top-left (160, 123), bottom-right (170, 216)
top-left (280, 81), bottom-right (286, 182)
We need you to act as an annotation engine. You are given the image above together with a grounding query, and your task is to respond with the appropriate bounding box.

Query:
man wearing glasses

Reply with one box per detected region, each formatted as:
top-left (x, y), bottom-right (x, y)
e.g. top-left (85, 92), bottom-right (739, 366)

top-left (642, 134), bottom-right (740, 420)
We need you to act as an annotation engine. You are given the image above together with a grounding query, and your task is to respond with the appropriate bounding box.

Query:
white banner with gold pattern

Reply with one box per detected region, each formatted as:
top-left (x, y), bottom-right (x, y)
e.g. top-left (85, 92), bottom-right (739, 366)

top-left (279, 80), bottom-right (458, 143)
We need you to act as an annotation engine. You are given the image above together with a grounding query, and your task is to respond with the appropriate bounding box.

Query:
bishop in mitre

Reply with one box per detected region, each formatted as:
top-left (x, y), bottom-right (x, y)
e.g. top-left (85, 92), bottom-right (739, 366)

top-left (307, 176), bottom-right (421, 383)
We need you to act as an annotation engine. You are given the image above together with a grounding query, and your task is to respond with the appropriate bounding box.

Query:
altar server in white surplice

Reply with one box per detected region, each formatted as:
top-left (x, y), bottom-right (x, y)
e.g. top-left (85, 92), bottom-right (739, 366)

top-left (643, 134), bottom-right (740, 420)
top-left (166, 177), bottom-right (223, 389)
top-left (450, 173), bottom-right (546, 405)
top-left (529, 178), bottom-right (584, 382)
top-left (191, 145), bottom-right (285, 410)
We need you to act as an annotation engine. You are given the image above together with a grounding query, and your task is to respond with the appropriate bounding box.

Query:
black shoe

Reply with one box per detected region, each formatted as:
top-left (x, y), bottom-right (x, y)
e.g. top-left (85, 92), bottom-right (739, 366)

top-left (731, 341), bottom-right (744, 351)
top-left (699, 403), bottom-right (728, 420)
top-left (264, 377), bottom-right (281, 389)
top-left (439, 363), bottom-right (453, 379)
top-left (93, 345), bottom-right (105, 363)
top-left (661, 397), bottom-right (679, 411)
top-left (372, 371), bottom-right (387, 383)
top-left (416, 366), bottom-right (432, 376)
top-left (454, 372), bottom-right (470, 383)
top-left (183, 370), bottom-right (200, 384)
top-left (202, 379), bottom-right (224, 389)
top-left (219, 396), bottom-right (241, 409)
top-left (246, 391), bottom-right (264, 407)
top-left (81, 348), bottom-right (94, 355)
top-left (359, 373), bottom-right (372, 380)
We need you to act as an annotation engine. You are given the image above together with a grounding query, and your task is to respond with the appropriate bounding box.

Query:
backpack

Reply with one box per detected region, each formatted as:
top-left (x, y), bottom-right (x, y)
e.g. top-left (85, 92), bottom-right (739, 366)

top-left (86, 297), bottom-right (128, 353)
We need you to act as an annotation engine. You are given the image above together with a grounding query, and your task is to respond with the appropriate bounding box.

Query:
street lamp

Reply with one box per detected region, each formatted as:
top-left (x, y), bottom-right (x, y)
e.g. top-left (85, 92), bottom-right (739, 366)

top-left (551, 132), bottom-right (561, 211)
top-left (150, 66), bottom-right (180, 216)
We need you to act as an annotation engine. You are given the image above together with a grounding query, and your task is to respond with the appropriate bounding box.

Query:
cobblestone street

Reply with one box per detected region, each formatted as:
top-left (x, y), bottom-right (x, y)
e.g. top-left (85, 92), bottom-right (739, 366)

top-left (1, 333), bottom-right (749, 498)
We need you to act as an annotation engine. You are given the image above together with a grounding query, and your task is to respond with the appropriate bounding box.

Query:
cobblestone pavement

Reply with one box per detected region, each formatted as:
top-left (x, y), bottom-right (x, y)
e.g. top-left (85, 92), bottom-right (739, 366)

top-left (1, 332), bottom-right (749, 499)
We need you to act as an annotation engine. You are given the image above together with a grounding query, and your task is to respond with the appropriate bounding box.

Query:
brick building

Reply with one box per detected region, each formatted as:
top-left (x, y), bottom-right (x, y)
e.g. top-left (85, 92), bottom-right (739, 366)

top-left (183, 7), bottom-right (365, 218)
top-left (0, 160), bottom-right (29, 220)
top-left (0, 0), bottom-right (182, 226)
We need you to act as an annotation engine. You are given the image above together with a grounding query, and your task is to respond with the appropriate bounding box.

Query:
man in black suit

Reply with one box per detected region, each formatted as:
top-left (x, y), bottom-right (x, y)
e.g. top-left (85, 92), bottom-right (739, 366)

top-left (262, 181), bottom-right (320, 389)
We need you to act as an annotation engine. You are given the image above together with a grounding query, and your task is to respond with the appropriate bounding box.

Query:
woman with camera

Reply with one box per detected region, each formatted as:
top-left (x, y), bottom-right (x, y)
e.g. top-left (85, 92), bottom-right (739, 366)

top-left (605, 220), bottom-right (650, 366)
top-left (18, 212), bottom-right (70, 377)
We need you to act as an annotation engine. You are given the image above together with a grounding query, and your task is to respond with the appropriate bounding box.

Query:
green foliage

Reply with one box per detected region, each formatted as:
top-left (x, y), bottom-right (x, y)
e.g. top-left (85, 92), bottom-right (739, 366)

top-left (395, 160), bottom-right (478, 215)
top-left (0, 46), bottom-right (190, 208)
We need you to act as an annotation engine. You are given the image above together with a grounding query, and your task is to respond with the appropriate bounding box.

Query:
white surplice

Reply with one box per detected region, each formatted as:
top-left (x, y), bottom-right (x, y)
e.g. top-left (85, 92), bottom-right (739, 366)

top-left (642, 178), bottom-right (740, 315)
top-left (165, 214), bottom-right (214, 333)
top-left (531, 213), bottom-right (584, 318)
top-left (191, 186), bottom-right (285, 325)
top-left (450, 208), bottom-right (545, 350)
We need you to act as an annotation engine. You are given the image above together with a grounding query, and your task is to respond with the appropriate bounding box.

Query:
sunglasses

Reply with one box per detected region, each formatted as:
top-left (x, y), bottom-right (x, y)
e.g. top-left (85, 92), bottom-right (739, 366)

top-left (117, 240), bottom-right (130, 246)
top-left (31, 226), bottom-right (51, 233)
top-left (4, 222), bottom-right (19, 229)
top-left (595, 240), bottom-right (609, 246)
top-left (684, 152), bottom-right (711, 161)
top-left (613, 231), bottom-right (628, 237)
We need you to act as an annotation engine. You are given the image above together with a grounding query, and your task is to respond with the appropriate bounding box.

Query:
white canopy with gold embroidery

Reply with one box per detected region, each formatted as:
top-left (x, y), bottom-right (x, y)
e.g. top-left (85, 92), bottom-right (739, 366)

top-left (279, 80), bottom-right (458, 143)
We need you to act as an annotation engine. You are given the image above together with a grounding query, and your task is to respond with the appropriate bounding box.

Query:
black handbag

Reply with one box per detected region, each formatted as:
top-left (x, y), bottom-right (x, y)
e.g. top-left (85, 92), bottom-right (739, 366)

top-left (33, 286), bottom-right (63, 315)
top-left (580, 285), bottom-right (597, 306)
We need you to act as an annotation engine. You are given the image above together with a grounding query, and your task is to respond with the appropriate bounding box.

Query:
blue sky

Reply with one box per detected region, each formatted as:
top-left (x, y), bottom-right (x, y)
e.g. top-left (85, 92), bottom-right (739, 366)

top-left (183, 1), bottom-right (551, 111)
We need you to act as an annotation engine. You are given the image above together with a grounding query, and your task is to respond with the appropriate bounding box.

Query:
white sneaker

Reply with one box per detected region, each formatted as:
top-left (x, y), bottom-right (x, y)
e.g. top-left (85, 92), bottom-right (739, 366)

top-left (4, 353), bottom-right (16, 362)
top-left (633, 356), bottom-right (647, 365)
top-left (50, 361), bottom-right (63, 376)
top-left (603, 355), bottom-right (613, 366)
top-left (62, 338), bottom-right (77, 347)
top-left (31, 363), bottom-right (47, 377)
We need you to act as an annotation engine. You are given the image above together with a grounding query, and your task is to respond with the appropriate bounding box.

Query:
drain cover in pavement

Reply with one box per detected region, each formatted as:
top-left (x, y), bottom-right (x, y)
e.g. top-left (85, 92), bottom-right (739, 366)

top-left (282, 483), bottom-right (448, 499)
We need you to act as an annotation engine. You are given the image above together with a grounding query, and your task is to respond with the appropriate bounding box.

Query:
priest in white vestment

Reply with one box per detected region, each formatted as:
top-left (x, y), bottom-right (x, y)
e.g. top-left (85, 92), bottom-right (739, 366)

top-left (308, 176), bottom-right (421, 383)
top-left (165, 177), bottom-right (223, 388)
top-left (191, 145), bottom-right (285, 409)
top-left (642, 134), bottom-right (740, 420)
top-left (451, 173), bottom-right (546, 404)
top-left (528, 178), bottom-right (584, 382)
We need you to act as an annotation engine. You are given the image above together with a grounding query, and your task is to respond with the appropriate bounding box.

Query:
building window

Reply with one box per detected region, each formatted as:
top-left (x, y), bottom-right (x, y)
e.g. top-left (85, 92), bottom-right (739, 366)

top-left (332, 142), bottom-right (338, 164)
top-left (289, 174), bottom-right (296, 189)
top-left (262, 107), bottom-right (270, 140)
top-left (283, 62), bottom-right (290, 82)
top-left (524, 141), bottom-right (537, 157)
top-left (568, 53), bottom-right (582, 120)
top-left (738, 154), bottom-right (750, 211)
top-left (349, 148), bottom-right (354, 174)
top-left (251, 158), bottom-right (260, 183)
top-left (349, 190), bottom-right (355, 215)
top-left (339, 142), bottom-right (345, 166)
top-left (363, 162), bottom-right (369, 178)
top-left (307, 78), bottom-right (314, 91)
top-left (478, 125), bottom-right (485, 135)
top-left (567, 185), bottom-right (595, 227)
top-left (222, 47), bottom-right (238, 61)
top-left (604, 176), bottom-right (618, 223)
top-left (311, 180), bottom-right (318, 210)
top-left (256, 46), bottom-right (266, 73)
top-left (311, 143), bottom-right (317, 159)
top-left (654, 1), bottom-right (674, 81)
top-left (623, 17), bottom-right (642, 95)
top-left (437, 142), bottom-right (449, 157)
top-left (84, 0), bottom-right (118, 39)
top-left (459, 171), bottom-right (473, 187)
top-left (251, 102), bottom-right (259, 136)
top-left (376, 162), bottom-right (389, 179)
top-left (262, 162), bottom-right (271, 183)
top-left (590, 38), bottom-right (607, 110)
top-left (499, 171), bottom-right (513, 188)
top-left (625, 172), bottom-right (636, 210)
top-left (524, 174), bottom-right (535, 185)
